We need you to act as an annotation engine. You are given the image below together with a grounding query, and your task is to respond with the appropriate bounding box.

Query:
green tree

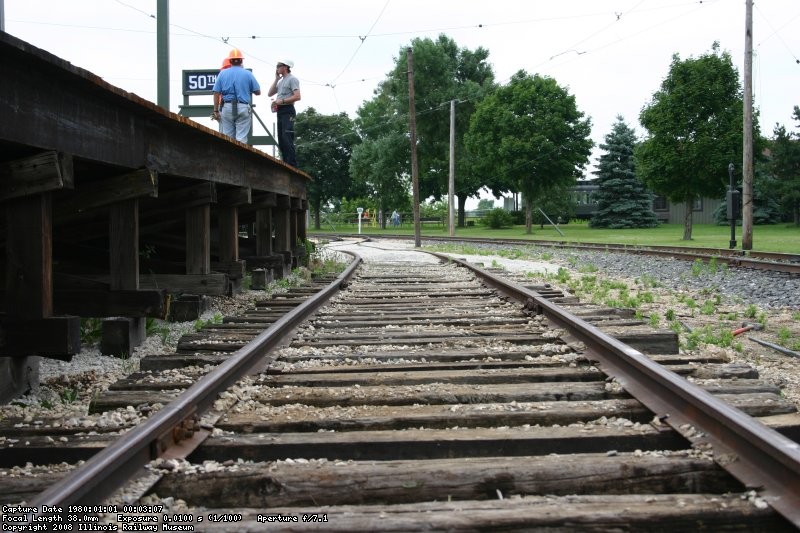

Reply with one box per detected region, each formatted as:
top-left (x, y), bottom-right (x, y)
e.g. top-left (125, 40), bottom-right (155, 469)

top-left (295, 108), bottom-right (359, 229)
top-left (363, 35), bottom-right (495, 225)
top-left (476, 198), bottom-right (496, 212)
top-left (769, 106), bottom-right (800, 224)
top-left (590, 116), bottom-right (658, 229)
top-left (349, 132), bottom-right (411, 228)
top-left (465, 71), bottom-right (593, 233)
top-left (636, 43), bottom-right (748, 240)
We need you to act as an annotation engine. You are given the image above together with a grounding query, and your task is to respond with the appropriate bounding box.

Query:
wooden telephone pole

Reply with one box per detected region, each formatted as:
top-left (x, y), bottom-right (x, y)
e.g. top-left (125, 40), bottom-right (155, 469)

top-left (407, 48), bottom-right (421, 248)
top-left (742, 0), bottom-right (754, 250)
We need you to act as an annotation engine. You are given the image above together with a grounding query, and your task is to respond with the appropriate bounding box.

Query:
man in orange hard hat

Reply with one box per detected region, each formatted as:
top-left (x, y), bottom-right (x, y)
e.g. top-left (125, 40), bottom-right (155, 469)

top-left (212, 56), bottom-right (233, 131)
top-left (212, 49), bottom-right (261, 143)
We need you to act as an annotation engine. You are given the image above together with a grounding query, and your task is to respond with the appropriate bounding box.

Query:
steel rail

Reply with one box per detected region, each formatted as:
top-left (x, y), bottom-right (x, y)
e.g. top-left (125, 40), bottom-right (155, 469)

top-left (26, 253), bottom-right (361, 515)
top-left (434, 252), bottom-right (800, 528)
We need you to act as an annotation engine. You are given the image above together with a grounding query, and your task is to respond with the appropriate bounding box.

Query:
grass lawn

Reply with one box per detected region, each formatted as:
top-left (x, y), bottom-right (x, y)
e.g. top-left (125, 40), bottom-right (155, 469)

top-left (311, 220), bottom-right (800, 254)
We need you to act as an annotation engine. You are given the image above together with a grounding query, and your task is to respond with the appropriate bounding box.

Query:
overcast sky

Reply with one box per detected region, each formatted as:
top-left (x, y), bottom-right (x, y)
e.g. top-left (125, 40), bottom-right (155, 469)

top-left (4, 0), bottom-right (799, 203)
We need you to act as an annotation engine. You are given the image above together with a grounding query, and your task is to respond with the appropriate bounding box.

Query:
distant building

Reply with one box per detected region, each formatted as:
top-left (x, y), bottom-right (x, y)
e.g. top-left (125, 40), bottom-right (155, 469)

top-left (498, 181), bottom-right (721, 224)
top-left (570, 179), bottom-right (721, 224)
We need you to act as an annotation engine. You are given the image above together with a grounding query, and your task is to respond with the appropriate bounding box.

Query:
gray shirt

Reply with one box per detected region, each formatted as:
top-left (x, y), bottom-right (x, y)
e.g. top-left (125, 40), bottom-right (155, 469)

top-left (276, 73), bottom-right (300, 102)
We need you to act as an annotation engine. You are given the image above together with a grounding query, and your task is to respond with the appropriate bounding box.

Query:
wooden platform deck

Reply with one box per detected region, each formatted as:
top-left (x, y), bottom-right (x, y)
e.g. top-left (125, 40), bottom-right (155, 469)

top-left (0, 32), bottom-right (310, 402)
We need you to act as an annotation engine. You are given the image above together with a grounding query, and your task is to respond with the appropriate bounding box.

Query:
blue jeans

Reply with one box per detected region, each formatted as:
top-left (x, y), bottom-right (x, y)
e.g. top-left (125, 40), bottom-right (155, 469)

top-left (220, 102), bottom-right (252, 143)
top-left (277, 107), bottom-right (297, 166)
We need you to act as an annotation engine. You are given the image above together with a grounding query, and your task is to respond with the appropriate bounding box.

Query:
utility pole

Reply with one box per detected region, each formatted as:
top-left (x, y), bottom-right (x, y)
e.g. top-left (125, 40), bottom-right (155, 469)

top-left (407, 48), bottom-right (421, 248)
top-left (157, 0), bottom-right (170, 110)
top-left (448, 100), bottom-right (455, 237)
top-left (742, 0), bottom-right (754, 250)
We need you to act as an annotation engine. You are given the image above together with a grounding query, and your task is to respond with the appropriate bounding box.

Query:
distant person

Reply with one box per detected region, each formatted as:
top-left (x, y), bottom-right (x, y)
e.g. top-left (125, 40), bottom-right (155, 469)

top-left (268, 59), bottom-right (301, 167)
top-left (391, 210), bottom-right (400, 227)
top-left (212, 48), bottom-right (261, 143)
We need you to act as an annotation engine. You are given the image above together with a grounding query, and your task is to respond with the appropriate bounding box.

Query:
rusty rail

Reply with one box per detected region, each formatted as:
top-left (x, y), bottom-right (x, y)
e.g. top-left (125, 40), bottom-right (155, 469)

top-left (435, 253), bottom-right (800, 528)
top-left (336, 234), bottom-right (800, 275)
top-left (26, 254), bottom-right (361, 516)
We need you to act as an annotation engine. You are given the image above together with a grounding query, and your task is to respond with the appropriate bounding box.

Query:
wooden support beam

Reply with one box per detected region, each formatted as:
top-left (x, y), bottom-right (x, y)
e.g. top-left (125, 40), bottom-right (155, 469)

top-left (138, 273), bottom-right (228, 295)
top-left (186, 205), bottom-right (211, 275)
top-left (54, 289), bottom-right (167, 318)
top-left (5, 194), bottom-right (53, 318)
top-left (1, 316), bottom-right (80, 360)
top-left (217, 206), bottom-right (239, 263)
top-left (252, 191), bottom-right (277, 208)
top-left (242, 255), bottom-right (285, 271)
top-left (0, 151), bottom-right (73, 202)
top-left (0, 286), bottom-right (168, 319)
top-left (217, 186), bottom-right (251, 207)
top-left (211, 260), bottom-right (246, 280)
top-left (255, 208), bottom-right (272, 257)
top-left (140, 182), bottom-right (216, 221)
top-left (109, 199), bottom-right (139, 290)
top-left (54, 169), bottom-right (157, 219)
top-left (274, 204), bottom-right (290, 253)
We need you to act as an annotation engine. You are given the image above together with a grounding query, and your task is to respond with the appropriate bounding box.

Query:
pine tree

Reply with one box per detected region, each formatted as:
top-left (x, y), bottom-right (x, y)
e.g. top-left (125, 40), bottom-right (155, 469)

top-left (590, 116), bottom-right (659, 229)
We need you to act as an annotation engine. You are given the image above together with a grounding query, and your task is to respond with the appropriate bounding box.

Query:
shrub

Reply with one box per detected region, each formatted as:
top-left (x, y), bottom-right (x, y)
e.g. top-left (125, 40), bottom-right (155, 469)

top-left (481, 208), bottom-right (515, 229)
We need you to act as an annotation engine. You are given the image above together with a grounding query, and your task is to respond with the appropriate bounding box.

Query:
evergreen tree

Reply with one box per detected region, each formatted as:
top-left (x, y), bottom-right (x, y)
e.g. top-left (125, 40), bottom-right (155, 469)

top-left (590, 117), bottom-right (658, 228)
top-left (770, 106), bottom-right (800, 225)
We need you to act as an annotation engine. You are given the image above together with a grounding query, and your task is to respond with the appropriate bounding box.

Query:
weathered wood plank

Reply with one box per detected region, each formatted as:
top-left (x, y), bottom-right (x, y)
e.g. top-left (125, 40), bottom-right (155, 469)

top-left (260, 367), bottom-right (605, 387)
top-left (54, 169), bottom-right (157, 218)
top-left (190, 425), bottom-right (689, 463)
top-left (0, 151), bottom-right (73, 201)
top-left (216, 394), bottom-right (795, 433)
top-left (153, 454), bottom-right (741, 507)
top-left (174, 495), bottom-right (794, 532)
top-left (137, 273), bottom-right (228, 295)
top-left (54, 288), bottom-right (167, 318)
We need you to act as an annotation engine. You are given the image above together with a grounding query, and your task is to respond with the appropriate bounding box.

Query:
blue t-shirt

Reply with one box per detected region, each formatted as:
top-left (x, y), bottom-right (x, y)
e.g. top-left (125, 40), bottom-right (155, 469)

top-left (213, 66), bottom-right (260, 104)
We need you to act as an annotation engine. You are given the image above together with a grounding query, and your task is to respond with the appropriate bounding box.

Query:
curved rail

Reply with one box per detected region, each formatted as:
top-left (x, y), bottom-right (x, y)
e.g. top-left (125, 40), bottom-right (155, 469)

top-left (433, 252), bottom-right (800, 527)
top-left (321, 233), bottom-right (800, 275)
top-left (26, 253), bottom-right (361, 515)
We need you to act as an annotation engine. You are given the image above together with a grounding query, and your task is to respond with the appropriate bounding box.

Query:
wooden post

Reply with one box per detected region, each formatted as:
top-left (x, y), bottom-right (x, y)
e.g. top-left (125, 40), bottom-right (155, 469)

top-left (218, 206), bottom-right (239, 263)
top-left (6, 194), bottom-right (53, 319)
top-left (407, 47), bottom-right (421, 248)
top-left (255, 208), bottom-right (273, 257)
top-left (449, 99), bottom-right (456, 237)
top-left (109, 199), bottom-right (139, 290)
top-left (186, 205), bottom-right (211, 274)
top-left (741, 0), bottom-right (754, 250)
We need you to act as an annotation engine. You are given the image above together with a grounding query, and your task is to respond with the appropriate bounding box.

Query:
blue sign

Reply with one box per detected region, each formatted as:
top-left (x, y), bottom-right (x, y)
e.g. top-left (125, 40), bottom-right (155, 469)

top-left (182, 70), bottom-right (219, 95)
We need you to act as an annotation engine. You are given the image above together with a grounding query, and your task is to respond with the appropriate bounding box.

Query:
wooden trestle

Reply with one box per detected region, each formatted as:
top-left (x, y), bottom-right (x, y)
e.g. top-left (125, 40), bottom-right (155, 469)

top-left (0, 32), bottom-right (310, 402)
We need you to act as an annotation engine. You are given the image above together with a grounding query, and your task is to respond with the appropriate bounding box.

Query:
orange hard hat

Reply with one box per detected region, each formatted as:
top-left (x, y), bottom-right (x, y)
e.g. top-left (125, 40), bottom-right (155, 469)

top-left (221, 57), bottom-right (232, 69)
top-left (228, 48), bottom-right (244, 60)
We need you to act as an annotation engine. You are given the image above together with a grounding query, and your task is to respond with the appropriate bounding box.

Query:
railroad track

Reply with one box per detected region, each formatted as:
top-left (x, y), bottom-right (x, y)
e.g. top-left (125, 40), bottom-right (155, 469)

top-left (3, 241), bottom-right (800, 531)
top-left (329, 233), bottom-right (800, 276)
